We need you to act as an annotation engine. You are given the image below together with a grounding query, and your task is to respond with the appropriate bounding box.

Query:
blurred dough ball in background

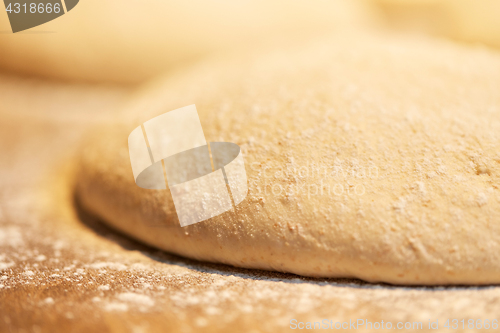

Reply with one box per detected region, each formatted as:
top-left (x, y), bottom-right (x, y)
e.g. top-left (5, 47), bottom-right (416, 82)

top-left (0, 0), bottom-right (377, 85)
top-left (371, 0), bottom-right (500, 49)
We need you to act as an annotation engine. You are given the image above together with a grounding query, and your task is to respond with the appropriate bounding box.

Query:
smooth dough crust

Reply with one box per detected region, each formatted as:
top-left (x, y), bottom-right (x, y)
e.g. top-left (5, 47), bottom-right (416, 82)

top-left (76, 32), bottom-right (500, 285)
top-left (0, 0), bottom-right (374, 84)
top-left (372, 0), bottom-right (500, 49)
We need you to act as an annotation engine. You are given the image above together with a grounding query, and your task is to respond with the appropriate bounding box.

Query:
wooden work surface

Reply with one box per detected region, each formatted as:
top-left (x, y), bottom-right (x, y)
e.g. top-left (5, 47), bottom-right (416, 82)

top-left (1, 76), bottom-right (499, 333)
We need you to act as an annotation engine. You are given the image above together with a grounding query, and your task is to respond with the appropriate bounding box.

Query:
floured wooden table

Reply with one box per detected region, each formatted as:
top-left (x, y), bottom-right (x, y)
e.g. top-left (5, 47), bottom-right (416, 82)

top-left (1, 69), bottom-right (500, 333)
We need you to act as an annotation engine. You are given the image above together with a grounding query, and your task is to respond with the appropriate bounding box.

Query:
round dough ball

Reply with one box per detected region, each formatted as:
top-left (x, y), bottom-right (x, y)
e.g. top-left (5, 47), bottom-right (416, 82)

top-left (0, 0), bottom-right (374, 84)
top-left (372, 0), bottom-right (500, 49)
top-left (76, 32), bottom-right (500, 285)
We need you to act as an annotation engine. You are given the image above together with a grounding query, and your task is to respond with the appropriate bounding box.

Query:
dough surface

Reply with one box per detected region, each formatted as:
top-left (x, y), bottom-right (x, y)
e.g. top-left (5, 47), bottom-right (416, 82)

top-left (76, 32), bottom-right (500, 285)
top-left (372, 0), bottom-right (500, 49)
top-left (2, 44), bottom-right (500, 333)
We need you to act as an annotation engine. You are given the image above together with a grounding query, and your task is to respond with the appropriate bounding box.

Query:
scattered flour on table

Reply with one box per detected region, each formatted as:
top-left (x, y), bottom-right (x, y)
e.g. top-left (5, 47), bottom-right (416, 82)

top-left (43, 297), bottom-right (55, 305)
top-left (103, 293), bottom-right (155, 312)
top-left (104, 302), bottom-right (129, 312)
top-left (0, 227), bottom-right (23, 247)
top-left (117, 293), bottom-right (155, 307)
top-left (0, 261), bottom-right (14, 271)
top-left (89, 262), bottom-right (127, 270)
top-left (35, 254), bottom-right (47, 261)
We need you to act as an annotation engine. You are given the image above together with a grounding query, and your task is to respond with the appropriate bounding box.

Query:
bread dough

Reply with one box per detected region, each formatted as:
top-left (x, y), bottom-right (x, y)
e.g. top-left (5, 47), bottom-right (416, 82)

top-left (4, 74), bottom-right (500, 333)
top-left (0, 0), bottom-right (374, 84)
top-left (372, 0), bottom-right (500, 49)
top-left (76, 32), bottom-right (500, 285)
